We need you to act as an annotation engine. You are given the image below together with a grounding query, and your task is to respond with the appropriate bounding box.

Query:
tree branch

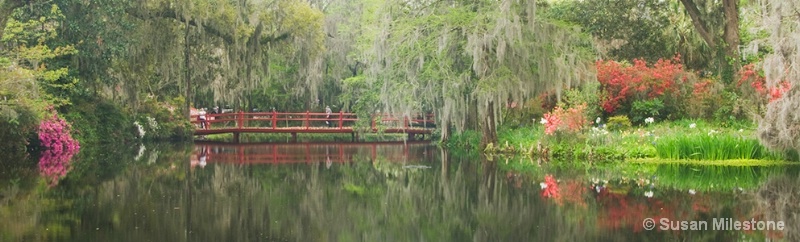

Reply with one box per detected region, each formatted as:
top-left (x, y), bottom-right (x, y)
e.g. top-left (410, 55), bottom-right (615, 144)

top-left (679, 0), bottom-right (717, 49)
top-left (128, 6), bottom-right (291, 45)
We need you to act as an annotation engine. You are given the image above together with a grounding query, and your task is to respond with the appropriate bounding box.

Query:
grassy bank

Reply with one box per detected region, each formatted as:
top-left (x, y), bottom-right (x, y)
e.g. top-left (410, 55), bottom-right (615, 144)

top-left (452, 119), bottom-right (794, 163)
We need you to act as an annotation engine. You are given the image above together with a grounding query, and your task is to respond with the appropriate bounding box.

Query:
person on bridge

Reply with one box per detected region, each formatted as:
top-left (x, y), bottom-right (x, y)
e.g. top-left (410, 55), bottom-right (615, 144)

top-left (325, 105), bottom-right (332, 127)
top-left (198, 108), bottom-right (207, 129)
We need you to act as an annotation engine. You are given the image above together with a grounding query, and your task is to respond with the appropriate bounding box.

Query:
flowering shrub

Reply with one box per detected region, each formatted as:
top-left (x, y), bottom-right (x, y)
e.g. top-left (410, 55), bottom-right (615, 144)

top-left (596, 55), bottom-right (685, 115)
top-left (738, 63), bottom-right (792, 104)
top-left (38, 111), bottom-right (80, 153)
top-left (541, 103), bottom-right (588, 135)
top-left (37, 109), bottom-right (80, 186)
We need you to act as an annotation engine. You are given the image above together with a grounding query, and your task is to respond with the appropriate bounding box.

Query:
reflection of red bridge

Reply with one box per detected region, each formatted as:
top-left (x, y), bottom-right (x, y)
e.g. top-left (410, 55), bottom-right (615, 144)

top-left (192, 141), bottom-right (436, 165)
top-left (191, 112), bottom-right (436, 142)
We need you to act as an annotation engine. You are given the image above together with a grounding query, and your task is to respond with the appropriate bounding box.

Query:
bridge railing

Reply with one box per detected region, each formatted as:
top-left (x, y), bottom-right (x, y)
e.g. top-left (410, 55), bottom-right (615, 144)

top-left (190, 111), bottom-right (435, 130)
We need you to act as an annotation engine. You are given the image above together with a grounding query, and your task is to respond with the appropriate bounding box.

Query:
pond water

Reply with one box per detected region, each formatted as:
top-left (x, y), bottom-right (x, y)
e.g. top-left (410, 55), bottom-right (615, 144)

top-left (1, 141), bottom-right (798, 241)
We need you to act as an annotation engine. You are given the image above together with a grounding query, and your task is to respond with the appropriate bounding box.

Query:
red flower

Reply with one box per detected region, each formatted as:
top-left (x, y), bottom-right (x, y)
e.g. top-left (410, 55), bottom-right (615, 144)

top-left (541, 175), bottom-right (560, 200)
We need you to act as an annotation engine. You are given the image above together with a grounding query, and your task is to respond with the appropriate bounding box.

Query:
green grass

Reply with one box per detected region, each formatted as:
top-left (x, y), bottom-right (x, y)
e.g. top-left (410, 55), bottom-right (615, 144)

top-left (653, 133), bottom-right (784, 160)
top-left (646, 164), bottom-right (791, 192)
top-left (628, 158), bottom-right (792, 166)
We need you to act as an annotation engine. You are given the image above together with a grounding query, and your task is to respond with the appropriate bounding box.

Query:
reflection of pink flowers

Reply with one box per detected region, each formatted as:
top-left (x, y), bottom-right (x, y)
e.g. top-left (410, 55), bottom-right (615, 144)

top-left (541, 175), bottom-right (560, 199)
top-left (37, 110), bottom-right (80, 187)
top-left (39, 148), bottom-right (77, 186)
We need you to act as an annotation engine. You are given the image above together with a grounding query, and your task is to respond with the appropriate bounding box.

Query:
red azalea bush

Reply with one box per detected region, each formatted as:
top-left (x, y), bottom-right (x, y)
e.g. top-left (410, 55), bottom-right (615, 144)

top-left (596, 55), bottom-right (688, 118)
top-left (738, 63), bottom-right (792, 104)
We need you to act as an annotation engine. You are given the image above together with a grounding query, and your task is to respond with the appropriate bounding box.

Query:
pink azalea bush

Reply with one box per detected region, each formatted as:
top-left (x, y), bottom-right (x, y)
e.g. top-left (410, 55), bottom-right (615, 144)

top-left (37, 109), bottom-right (80, 186)
top-left (542, 103), bottom-right (588, 135)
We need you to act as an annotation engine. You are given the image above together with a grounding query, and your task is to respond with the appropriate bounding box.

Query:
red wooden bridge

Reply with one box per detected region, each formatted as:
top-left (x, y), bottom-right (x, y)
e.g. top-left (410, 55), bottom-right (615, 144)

top-left (191, 111), bottom-right (436, 142)
top-left (190, 141), bottom-right (436, 167)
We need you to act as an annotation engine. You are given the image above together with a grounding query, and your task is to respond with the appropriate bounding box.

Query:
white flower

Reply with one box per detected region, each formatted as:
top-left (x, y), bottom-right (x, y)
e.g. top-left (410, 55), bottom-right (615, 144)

top-left (644, 191), bottom-right (654, 198)
top-left (540, 118), bottom-right (548, 124)
top-left (596, 117), bottom-right (601, 124)
top-left (134, 144), bottom-right (146, 161)
top-left (134, 121), bottom-right (146, 137)
top-left (644, 117), bottom-right (655, 124)
top-left (539, 182), bottom-right (548, 189)
top-left (147, 116), bottom-right (159, 130)
top-left (688, 189), bottom-right (696, 195)
top-left (707, 129), bottom-right (717, 136)
top-left (689, 123), bottom-right (697, 129)
top-left (738, 129), bottom-right (744, 133)
top-left (590, 127), bottom-right (608, 136)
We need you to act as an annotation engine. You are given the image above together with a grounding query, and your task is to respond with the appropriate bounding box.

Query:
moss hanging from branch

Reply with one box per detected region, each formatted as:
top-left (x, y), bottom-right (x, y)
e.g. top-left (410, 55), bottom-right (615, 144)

top-left (755, 0), bottom-right (800, 155)
top-left (367, 0), bottom-right (594, 143)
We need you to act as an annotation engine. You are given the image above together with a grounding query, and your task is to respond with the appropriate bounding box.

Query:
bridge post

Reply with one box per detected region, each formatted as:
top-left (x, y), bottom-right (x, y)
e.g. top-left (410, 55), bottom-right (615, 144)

top-left (305, 111), bottom-right (309, 130)
top-left (237, 111), bottom-right (244, 129)
top-left (404, 116), bottom-right (408, 129)
top-left (339, 111), bottom-right (343, 129)
top-left (371, 115), bottom-right (376, 131)
top-left (272, 110), bottom-right (277, 129)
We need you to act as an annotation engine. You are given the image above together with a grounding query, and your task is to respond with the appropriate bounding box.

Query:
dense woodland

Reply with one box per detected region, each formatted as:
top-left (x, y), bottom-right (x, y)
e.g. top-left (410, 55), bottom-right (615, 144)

top-left (1, 0), bottom-right (799, 157)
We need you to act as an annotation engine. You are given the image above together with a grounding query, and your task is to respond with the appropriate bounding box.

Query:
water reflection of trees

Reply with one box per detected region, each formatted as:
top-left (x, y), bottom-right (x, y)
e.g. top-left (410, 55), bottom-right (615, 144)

top-left (755, 175), bottom-right (800, 241)
top-left (4, 142), bottom-right (798, 241)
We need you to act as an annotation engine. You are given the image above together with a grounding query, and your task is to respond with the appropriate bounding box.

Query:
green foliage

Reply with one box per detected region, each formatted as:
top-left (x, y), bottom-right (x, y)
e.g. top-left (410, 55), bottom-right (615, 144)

top-left (654, 133), bottom-right (784, 160)
top-left (0, 99), bottom-right (44, 155)
top-left (445, 130), bottom-right (481, 152)
top-left (606, 115), bottom-right (631, 131)
top-left (503, 99), bottom-right (546, 127)
top-left (543, 0), bottom-right (686, 65)
top-left (339, 75), bottom-right (381, 132)
top-left (62, 97), bottom-right (133, 144)
top-left (1, 4), bottom-right (76, 105)
top-left (134, 97), bottom-right (192, 141)
top-left (561, 82), bottom-right (601, 122)
top-left (630, 98), bottom-right (664, 125)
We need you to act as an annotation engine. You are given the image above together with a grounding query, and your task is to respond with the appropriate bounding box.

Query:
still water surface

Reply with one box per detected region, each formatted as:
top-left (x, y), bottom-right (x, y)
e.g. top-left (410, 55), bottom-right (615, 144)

top-left (1, 141), bottom-right (798, 241)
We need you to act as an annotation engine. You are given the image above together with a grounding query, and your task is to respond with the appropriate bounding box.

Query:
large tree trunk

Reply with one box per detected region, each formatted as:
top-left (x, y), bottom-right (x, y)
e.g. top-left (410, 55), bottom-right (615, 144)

top-left (466, 99), bottom-right (479, 130)
top-left (440, 118), bottom-right (451, 142)
top-left (722, 0), bottom-right (740, 66)
top-left (679, 0), bottom-right (717, 49)
top-left (480, 101), bottom-right (498, 149)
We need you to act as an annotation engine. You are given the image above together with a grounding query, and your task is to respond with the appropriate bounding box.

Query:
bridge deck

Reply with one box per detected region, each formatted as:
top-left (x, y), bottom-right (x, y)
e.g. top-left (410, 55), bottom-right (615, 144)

top-left (190, 111), bottom-right (436, 138)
